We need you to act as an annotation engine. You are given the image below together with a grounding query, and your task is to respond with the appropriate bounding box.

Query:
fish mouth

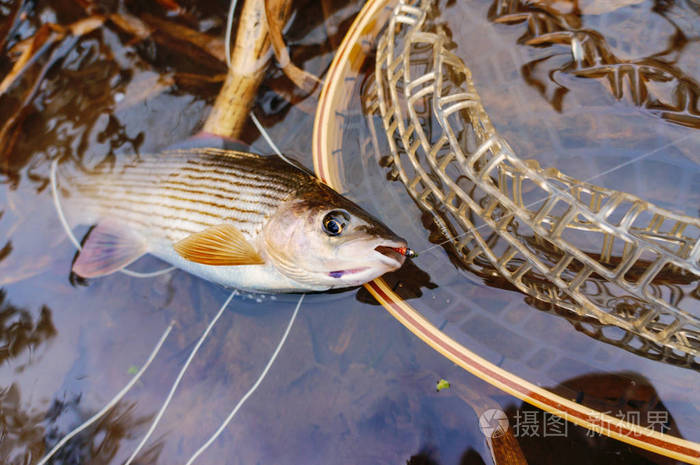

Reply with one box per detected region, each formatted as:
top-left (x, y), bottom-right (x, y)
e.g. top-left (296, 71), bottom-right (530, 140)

top-left (374, 244), bottom-right (408, 268)
top-left (326, 241), bottom-right (411, 281)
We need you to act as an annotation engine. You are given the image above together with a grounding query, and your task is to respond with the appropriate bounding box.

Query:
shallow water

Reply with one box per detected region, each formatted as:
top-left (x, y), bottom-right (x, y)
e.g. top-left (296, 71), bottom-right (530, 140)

top-left (0, 0), bottom-right (698, 464)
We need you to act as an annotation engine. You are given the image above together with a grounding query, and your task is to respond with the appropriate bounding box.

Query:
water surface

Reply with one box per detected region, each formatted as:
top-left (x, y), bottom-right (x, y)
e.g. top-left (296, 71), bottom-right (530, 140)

top-left (1, 0), bottom-right (698, 464)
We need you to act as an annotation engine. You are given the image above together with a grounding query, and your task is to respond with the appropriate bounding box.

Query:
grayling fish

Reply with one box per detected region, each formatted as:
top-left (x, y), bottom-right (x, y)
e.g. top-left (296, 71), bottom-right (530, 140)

top-left (57, 147), bottom-right (413, 292)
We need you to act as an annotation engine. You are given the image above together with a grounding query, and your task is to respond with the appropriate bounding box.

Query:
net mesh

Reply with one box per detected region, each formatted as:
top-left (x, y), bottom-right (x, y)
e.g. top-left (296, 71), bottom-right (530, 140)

top-left (362, 0), bottom-right (700, 361)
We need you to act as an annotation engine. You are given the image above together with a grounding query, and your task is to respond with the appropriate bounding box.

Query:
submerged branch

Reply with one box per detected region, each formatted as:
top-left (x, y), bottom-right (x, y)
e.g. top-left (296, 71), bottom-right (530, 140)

top-left (203, 0), bottom-right (292, 138)
top-left (141, 13), bottom-right (227, 65)
top-left (108, 12), bottom-right (227, 68)
top-left (0, 17), bottom-right (105, 96)
top-left (265, 0), bottom-right (323, 94)
top-left (0, 0), bottom-right (26, 57)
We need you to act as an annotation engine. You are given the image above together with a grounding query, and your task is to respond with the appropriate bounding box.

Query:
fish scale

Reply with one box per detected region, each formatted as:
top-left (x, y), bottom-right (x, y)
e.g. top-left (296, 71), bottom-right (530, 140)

top-left (104, 172), bottom-right (291, 202)
top-left (64, 149), bottom-right (306, 242)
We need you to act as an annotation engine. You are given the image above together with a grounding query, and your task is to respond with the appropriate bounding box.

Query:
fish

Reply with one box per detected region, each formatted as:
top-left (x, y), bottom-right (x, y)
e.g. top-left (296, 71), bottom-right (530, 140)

top-left (56, 146), bottom-right (414, 293)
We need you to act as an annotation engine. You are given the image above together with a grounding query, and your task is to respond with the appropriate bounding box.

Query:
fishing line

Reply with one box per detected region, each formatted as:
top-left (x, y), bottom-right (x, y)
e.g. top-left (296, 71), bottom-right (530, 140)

top-left (184, 293), bottom-right (304, 465)
top-left (224, 0), bottom-right (239, 69)
top-left (36, 322), bottom-right (175, 465)
top-left (50, 159), bottom-right (175, 278)
top-left (415, 132), bottom-right (699, 256)
top-left (124, 290), bottom-right (237, 465)
top-left (250, 112), bottom-right (298, 167)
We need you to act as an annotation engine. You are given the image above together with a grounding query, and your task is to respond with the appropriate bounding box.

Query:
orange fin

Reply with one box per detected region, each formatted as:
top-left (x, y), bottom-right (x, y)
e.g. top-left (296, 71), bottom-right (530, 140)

top-left (174, 224), bottom-right (265, 266)
top-left (73, 221), bottom-right (147, 278)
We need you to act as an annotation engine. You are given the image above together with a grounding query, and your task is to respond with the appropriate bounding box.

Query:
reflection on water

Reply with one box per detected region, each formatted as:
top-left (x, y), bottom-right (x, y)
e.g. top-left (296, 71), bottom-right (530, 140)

top-left (356, 259), bottom-right (438, 306)
top-left (1, 383), bottom-right (46, 463)
top-left (0, 290), bottom-right (56, 366)
top-left (44, 399), bottom-right (159, 465)
top-left (510, 371), bottom-right (690, 465)
top-left (407, 448), bottom-right (488, 465)
top-left (402, 371), bottom-right (688, 464)
top-left (489, 0), bottom-right (700, 128)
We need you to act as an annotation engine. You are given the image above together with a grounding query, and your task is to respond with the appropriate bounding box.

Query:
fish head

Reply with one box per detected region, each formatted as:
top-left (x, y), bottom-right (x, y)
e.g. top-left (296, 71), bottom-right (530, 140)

top-left (262, 182), bottom-right (408, 290)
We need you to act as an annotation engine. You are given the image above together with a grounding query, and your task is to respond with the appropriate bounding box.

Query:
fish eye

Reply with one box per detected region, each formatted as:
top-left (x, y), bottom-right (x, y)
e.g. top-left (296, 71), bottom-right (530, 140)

top-left (322, 210), bottom-right (350, 237)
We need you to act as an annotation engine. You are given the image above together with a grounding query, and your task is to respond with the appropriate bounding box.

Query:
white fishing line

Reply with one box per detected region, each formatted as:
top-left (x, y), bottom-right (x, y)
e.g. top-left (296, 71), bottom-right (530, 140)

top-left (50, 159), bottom-right (175, 278)
top-left (224, 0), bottom-right (239, 69)
top-left (184, 293), bottom-right (304, 465)
top-left (50, 159), bottom-right (81, 250)
top-left (124, 290), bottom-right (237, 465)
top-left (36, 321), bottom-right (175, 465)
top-left (416, 132), bottom-right (699, 255)
top-left (251, 111), bottom-right (299, 168)
top-left (119, 266), bottom-right (175, 278)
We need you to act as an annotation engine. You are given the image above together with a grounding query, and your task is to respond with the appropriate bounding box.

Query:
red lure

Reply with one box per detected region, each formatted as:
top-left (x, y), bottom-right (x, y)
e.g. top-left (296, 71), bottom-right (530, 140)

top-left (393, 247), bottom-right (417, 258)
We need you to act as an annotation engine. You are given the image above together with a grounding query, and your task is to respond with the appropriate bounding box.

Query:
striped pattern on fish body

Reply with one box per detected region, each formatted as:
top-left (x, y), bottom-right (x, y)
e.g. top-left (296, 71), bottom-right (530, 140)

top-left (65, 148), bottom-right (309, 245)
top-left (60, 147), bottom-right (410, 293)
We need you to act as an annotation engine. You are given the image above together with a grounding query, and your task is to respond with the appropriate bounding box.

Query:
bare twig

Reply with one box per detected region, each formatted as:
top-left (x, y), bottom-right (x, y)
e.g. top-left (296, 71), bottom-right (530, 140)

top-left (141, 13), bottom-right (226, 64)
top-left (203, 0), bottom-right (293, 138)
top-left (0, 0), bottom-right (25, 54)
top-left (108, 12), bottom-right (151, 40)
top-left (265, 0), bottom-right (323, 94)
top-left (1, 25), bottom-right (56, 95)
top-left (1, 16), bottom-right (105, 95)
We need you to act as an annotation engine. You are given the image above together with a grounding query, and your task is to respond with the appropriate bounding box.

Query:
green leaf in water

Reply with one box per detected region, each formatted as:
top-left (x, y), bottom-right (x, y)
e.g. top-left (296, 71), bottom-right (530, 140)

top-left (436, 378), bottom-right (450, 392)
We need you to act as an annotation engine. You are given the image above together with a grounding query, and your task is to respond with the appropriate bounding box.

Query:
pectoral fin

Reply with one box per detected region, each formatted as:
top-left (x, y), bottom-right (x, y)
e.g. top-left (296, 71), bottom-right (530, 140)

top-left (174, 224), bottom-right (265, 266)
top-left (73, 221), bottom-right (147, 278)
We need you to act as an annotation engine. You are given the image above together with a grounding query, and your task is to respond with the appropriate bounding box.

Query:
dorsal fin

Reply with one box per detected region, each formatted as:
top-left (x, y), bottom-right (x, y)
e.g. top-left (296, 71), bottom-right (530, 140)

top-left (173, 224), bottom-right (265, 266)
top-left (73, 221), bottom-right (147, 278)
